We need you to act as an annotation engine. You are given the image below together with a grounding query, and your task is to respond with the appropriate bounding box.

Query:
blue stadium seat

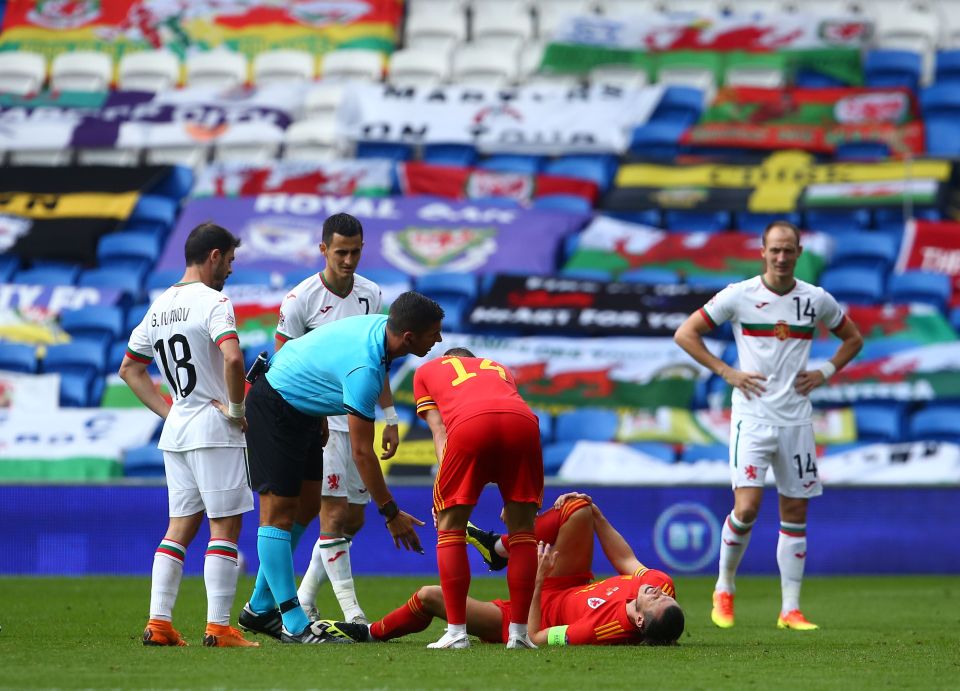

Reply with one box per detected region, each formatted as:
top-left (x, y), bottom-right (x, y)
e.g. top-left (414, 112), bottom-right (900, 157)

top-left (804, 209), bottom-right (871, 234)
top-left (794, 70), bottom-right (846, 88)
top-left (558, 267), bottom-right (612, 281)
top-left (887, 271), bottom-right (952, 312)
top-left (680, 443), bottom-right (728, 463)
top-left (920, 84), bottom-right (960, 155)
top-left (619, 268), bottom-right (680, 284)
top-left (429, 294), bottom-right (471, 331)
top-left (97, 231), bottom-right (163, 272)
top-left (543, 440), bottom-right (576, 476)
top-left (858, 339), bottom-right (918, 361)
top-left (874, 207), bottom-right (939, 233)
top-left (734, 211), bottom-right (802, 233)
top-left (0, 342), bottom-right (38, 373)
top-left (721, 342), bottom-right (739, 366)
top-left (864, 50), bottom-right (923, 91)
top-left (150, 165), bottom-right (195, 201)
top-left (59, 371), bottom-right (94, 407)
top-left (627, 442), bottom-right (675, 463)
top-left (809, 338), bottom-right (837, 361)
top-left (686, 274), bottom-right (742, 292)
top-left (834, 141), bottom-right (890, 161)
top-left (89, 374), bottom-right (105, 407)
top-left (108, 340), bottom-right (128, 372)
top-left (830, 232), bottom-right (898, 271)
top-left (129, 195), bottom-right (178, 236)
top-left (532, 408), bottom-right (554, 444)
top-left (477, 154), bottom-right (545, 174)
top-left (415, 272), bottom-right (478, 300)
top-left (950, 306), bottom-right (960, 333)
top-left (854, 403), bottom-right (903, 442)
top-left (356, 142), bottom-right (414, 161)
top-left (60, 305), bottom-right (125, 347)
top-left (935, 49), bottom-right (960, 84)
top-left (819, 266), bottom-right (886, 305)
top-left (124, 444), bottom-right (166, 478)
top-left (360, 267), bottom-right (412, 290)
top-left (555, 408), bottom-right (619, 443)
top-left (532, 194), bottom-right (593, 213)
top-left (627, 121), bottom-right (686, 161)
top-left (282, 268), bottom-right (314, 287)
top-left (244, 345), bottom-right (268, 372)
top-left (0, 254), bottom-right (19, 282)
top-left (43, 339), bottom-right (108, 377)
top-left (604, 209), bottom-right (662, 227)
top-left (78, 266), bottom-right (146, 304)
top-left (146, 268), bottom-right (182, 294)
top-left (649, 85), bottom-right (704, 127)
top-left (472, 196), bottom-right (521, 208)
top-left (663, 210), bottom-right (729, 232)
top-left (544, 155), bottom-right (617, 191)
top-left (228, 268), bottom-right (275, 286)
top-left (421, 144), bottom-right (478, 167)
top-left (12, 265), bottom-right (80, 286)
top-left (907, 406), bottom-right (960, 442)
top-left (124, 303), bottom-right (150, 334)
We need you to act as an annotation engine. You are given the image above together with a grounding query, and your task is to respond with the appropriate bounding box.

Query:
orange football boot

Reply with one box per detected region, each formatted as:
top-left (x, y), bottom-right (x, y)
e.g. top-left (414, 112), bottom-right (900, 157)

top-left (143, 619), bottom-right (188, 647)
top-left (777, 609), bottom-right (819, 630)
top-left (203, 623), bottom-right (261, 647)
top-left (711, 591), bottom-right (735, 629)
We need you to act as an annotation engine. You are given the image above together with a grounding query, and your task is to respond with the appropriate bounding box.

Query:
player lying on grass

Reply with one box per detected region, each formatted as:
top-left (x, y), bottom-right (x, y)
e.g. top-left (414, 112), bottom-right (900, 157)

top-left (324, 494), bottom-right (685, 646)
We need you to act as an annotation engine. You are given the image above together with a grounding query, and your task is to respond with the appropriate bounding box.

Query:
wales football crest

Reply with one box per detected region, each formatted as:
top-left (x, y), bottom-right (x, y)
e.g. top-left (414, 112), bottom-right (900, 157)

top-left (382, 226), bottom-right (497, 276)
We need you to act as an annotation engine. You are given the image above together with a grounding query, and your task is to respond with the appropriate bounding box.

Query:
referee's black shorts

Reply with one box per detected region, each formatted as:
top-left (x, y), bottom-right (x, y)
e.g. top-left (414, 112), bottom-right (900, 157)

top-left (245, 375), bottom-right (324, 497)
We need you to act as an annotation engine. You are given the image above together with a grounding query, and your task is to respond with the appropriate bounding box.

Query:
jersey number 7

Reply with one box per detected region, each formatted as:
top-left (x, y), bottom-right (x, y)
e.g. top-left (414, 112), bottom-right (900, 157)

top-left (442, 357), bottom-right (506, 386)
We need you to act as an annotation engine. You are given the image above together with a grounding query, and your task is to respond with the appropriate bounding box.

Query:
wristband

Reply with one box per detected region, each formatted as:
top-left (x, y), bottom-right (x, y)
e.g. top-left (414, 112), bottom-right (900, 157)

top-left (546, 626), bottom-right (569, 646)
top-left (228, 401), bottom-right (245, 419)
top-left (378, 499), bottom-right (399, 521)
top-left (383, 405), bottom-right (400, 426)
top-left (818, 362), bottom-right (837, 380)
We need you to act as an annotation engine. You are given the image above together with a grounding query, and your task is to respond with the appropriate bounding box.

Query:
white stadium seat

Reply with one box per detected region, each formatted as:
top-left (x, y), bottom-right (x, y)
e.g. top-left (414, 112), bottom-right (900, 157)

top-left (0, 51), bottom-right (46, 95)
top-left (51, 51), bottom-right (112, 92)
top-left (451, 44), bottom-right (519, 87)
top-left (253, 49), bottom-right (315, 86)
top-left (519, 39), bottom-right (582, 86)
top-left (536, 0), bottom-right (596, 39)
top-left (665, 0), bottom-right (722, 13)
top-left (589, 64), bottom-right (649, 89)
top-left (656, 58), bottom-right (718, 102)
top-left (283, 118), bottom-right (344, 161)
top-left (875, 2), bottom-right (939, 82)
top-left (716, 0), bottom-right (778, 14)
top-left (185, 49), bottom-right (248, 90)
top-left (302, 82), bottom-right (346, 120)
top-left (145, 144), bottom-right (211, 168)
top-left (388, 48), bottom-right (451, 87)
top-left (10, 149), bottom-right (74, 166)
top-left (405, 10), bottom-right (468, 52)
top-left (320, 49), bottom-right (383, 82)
top-left (599, 0), bottom-right (662, 16)
top-left (473, 1), bottom-right (534, 52)
top-left (725, 61), bottom-right (785, 88)
top-left (213, 123), bottom-right (284, 163)
top-left (77, 148), bottom-right (142, 166)
top-left (118, 50), bottom-right (181, 91)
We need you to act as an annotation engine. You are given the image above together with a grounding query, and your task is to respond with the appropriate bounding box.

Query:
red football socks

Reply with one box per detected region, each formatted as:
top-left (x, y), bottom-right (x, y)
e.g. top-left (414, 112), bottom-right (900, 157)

top-left (436, 530), bottom-right (470, 625)
top-left (369, 592), bottom-right (432, 641)
top-left (506, 531), bottom-right (538, 623)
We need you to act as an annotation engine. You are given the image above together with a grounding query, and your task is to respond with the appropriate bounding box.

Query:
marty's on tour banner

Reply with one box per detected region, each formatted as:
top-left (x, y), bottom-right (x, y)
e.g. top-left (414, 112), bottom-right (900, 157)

top-left (159, 195), bottom-right (590, 276)
top-left (541, 12), bottom-right (871, 85)
top-left (896, 220), bottom-right (960, 308)
top-left (0, 165), bottom-right (168, 264)
top-left (193, 160), bottom-right (395, 198)
top-left (336, 83), bottom-right (665, 154)
top-left (0, 0), bottom-right (403, 60)
top-left (469, 274), bottom-right (713, 336)
top-left (604, 151), bottom-right (952, 215)
top-left (684, 87), bottom-right (924, 157)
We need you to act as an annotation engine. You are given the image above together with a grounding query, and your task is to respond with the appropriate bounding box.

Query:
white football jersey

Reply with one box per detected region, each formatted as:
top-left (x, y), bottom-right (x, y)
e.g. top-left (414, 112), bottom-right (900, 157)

top-left (701, 276), bottom-right (845, 426)
top-left (127, 281), bottom-right (246, 451)
top-left (276, 272), bottom-right (383, 432)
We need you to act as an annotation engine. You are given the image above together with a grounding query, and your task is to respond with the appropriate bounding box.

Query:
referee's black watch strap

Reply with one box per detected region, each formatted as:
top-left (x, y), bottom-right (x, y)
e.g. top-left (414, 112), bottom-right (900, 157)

top-left (378, 499), bottom-right (399, 521)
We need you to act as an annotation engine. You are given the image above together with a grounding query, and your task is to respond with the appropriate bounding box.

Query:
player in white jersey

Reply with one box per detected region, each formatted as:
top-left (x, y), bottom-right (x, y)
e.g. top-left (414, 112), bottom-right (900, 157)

top-left (674, 221), bottom-right (863, 631)
top-left (279, 213), bottom-right (401, 625)
top-left (120, 222), bottom-right (258, 649)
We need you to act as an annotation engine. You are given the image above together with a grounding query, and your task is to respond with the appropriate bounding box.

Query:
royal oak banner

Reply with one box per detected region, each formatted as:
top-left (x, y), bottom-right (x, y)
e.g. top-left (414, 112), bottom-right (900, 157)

top-left (193, 160), bottom-right (395, 198)
top-left (158, 195), bottom-right (590, 276)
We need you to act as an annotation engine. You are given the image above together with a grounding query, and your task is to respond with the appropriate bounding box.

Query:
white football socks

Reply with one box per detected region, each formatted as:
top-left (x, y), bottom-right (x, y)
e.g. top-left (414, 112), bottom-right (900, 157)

top-left (204, 539), bottom-right (240, 626)
top-left (715, 512), bottom-right (755, 594)
top-left (777, 522), bottom-right (807, 614)
top-left (149, 539), bottom-right (185, 621)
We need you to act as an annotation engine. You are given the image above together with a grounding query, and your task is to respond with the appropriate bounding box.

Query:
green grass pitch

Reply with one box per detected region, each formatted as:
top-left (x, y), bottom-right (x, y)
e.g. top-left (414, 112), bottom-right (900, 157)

top-left (1, 574), bottom-right (957, 689)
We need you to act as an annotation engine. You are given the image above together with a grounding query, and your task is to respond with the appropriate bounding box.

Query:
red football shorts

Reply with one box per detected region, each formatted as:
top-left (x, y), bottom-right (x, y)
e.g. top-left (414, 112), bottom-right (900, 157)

top-left (433, 411), bottom-right (544, 513)
top-left (486, 573), bottom-right (593, 644)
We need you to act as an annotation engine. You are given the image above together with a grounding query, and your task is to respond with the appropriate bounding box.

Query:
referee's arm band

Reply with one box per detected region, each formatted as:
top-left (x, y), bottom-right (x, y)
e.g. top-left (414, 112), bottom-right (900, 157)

top-left (546, 626), bottom-right (569, 646)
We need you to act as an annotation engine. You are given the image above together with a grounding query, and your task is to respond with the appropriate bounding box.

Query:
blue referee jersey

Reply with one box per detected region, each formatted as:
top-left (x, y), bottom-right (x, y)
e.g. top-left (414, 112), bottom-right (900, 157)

top-left (265, 314), bottom-right (388, 420)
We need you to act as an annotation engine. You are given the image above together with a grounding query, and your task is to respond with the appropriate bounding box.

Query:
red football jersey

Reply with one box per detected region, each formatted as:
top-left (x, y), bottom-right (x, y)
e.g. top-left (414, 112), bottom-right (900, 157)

top-left (413, 356), bottom-right (538, 434)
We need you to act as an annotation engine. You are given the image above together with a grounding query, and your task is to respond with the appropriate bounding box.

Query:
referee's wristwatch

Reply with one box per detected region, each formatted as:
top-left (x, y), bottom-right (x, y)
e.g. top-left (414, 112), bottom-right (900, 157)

top-left (378, 499), bottom-right (400, 522)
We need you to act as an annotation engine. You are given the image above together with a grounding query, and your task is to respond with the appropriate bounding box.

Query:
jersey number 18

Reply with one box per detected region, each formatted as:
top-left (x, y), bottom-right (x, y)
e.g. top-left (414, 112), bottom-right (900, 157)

top-left (154, 335), bottom-right (197, 398)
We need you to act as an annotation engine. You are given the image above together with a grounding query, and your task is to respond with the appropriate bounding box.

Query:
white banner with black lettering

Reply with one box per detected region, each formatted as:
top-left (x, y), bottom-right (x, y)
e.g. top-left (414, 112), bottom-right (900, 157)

top-left (336, 83), bottom-right (665, 154)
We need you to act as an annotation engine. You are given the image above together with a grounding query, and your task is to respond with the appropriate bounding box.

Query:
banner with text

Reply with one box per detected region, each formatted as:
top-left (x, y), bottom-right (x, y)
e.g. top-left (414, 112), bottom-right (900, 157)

top-left (159, 195), bottom-right (589, 276)
top-left (337, 83), bottom-right (664, 154)
top-left (818, 303), bottom-right (956, 344)
top-left (0, 284), bottom-right (122, 345)
top-left (0, 371), bottom-right (59, 411)
top-left (192, 159), bottom-right (395, 198)
top-left (896, 220), bottom-right (960, 308)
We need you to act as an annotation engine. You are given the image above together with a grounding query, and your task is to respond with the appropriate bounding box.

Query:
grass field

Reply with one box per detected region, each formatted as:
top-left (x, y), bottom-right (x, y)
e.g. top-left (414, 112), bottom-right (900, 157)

top-left (1, 574), bottom-right (958, 690)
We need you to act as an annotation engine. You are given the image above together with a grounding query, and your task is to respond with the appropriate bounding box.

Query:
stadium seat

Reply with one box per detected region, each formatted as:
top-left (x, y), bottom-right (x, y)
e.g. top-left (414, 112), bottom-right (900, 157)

top-left (415, 272), bottom-right (478, 301)
top-left (129, 196), bottom-right (179, 237)
top-left (125, 303), bottom-right (150, 334)
top-left (213, 123), bottom-right (284, 163)
top-left (387, 47), bottom-right (451, 88)
top-left (819, 266), bottom-right (886, 305)
top-left (0, 50), bottom-right (46, 95)
top-left (421, 144), bottom-right (478, 167)
top-left (228, 268), bottom-right (275, 286)
top-left (59, 371), bottom-right (95, 408)
top-left (934, 49), bottom-right (960, 85)
top-left (185, 49), bottom-right (248, 90)
top-left (451, 44), bottom-right (519, 87)
top-left (145, 143), bottom-right (210, 168)
top-left (472, 1), bottom-right (533, 53)
top-left (252, 49), bottom-right (315, 85)
top-left (734, 211), bottom-right (802, 233)
top-left (664, 210), bottom-right (730, 232)
top-left (724, 51), bottom-right (786, 88)
top-left (78, 267), bottom-right (145, 304)
top-left (283, 118), bottom-right (342, 161)
top-left (874, 207), bottom-right (939, 234)
top-left (321, 49), bottom-right (384, 82)
top-left (654, 51), bottom-right (723, 101)
top-left (537, 0), bottom-right (596, 38)
top-left (920, 84), bottom-right (960, 155)
top-left (405, 7), bottom-right (467, 54)
top-left (864, 50), bottom-right (923, 91)
top-left (521, 44), bottom-right (584, 89)
top-left (829, 232), bottom-right (899, 271)
top-left (605, 209), bottom-right (662, 227)
top-left (809, 338), bottom-right (837, 361)
top-left (532, 408), bottom-right (554, 444)
top-left (282, 268), bottom-right (315, 288)
top-left (854, 403), bottom-right (904, 443)
top-left (544, 155), bottom-right (617, 191)
top-left (907, 406), bottom-right (960, 442)
top-left (627, 121), bottom-right (687, 161)
top-left (558, 267), bottom-right (613, 281)
top-left (76, 147), bottom-right (142, 167)
top-left (146, 268), bottom-right (182, 295)
top-left (555, 408), bottom-right (620, 443)
top-left (12, 266), bottom-right (80, 286)
top-left (478, 154), bottom-right (545, 175)
top-left (429, 294), bottom-right (471, 331)
top-left (9, 148), bottom-right (74, 166)
top-left (149, 166), bottom-right (194, 202)
top-left (532, 195), bottom-right (593, 213)
top-left (473, 196), bottom-right (522, 208)
top-left (543, 440), bottom-right (576, 476)
top-left (874, 4), bottom-right (938, 80)
top-left (0, 254), bottom-right (19, 283)
top-left (887, 271), bottom-right (952, 312)
top-left (60, 305), bottom-right (125, 347)
top-left (627, 442), bottom-right (676, 463)
top-left (302, 83), bottom-right (346, 121)
top-left (589, 64), bottom-right (650, 90)
top-left (619, 268), bottom-right (681, 284)
top-left (359, 267), bottom-right (411, 290)
top-left (804, 209), bottom-right (871, 234)
top-left (51, 51), bottom-right (112, 92)
top-left (97, 232), bottom-right (163, 273)
top-left (118, 50), bottom-right (181, 91)
top-left (355, 141), bottom-right (414, 162)
top-left (43, 340), bottom-right (107, 378)
top-left (0, 343), bottom-right (38, 373)
top-left (950, 306), bottom-right (960, 334)
top-left (649, 85), bottom-right (705, 127)
top-left (124, 444), bottom-right (166, 478)
top-left (680, 443), bottom-right (729, 464)
top-left (834, 141), bottom-right (891, 161)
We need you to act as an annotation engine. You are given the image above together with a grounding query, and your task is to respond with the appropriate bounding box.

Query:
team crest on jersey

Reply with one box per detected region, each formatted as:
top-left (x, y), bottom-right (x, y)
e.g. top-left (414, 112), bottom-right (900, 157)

top-left (381, 226), bottom-right (497, 275)
top-left (587, 597), bottom-right (606, 609)
top-left (28, 0), bottom-right (101, 28)
top-left (774, 320), bottom-right (790, 341)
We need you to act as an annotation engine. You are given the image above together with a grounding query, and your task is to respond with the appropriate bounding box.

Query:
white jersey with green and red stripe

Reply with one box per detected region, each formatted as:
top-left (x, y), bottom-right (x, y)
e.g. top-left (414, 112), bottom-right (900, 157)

top-left (700, 275), bottom-right (846, 426)
top-left (126, 281), bottom-right (246, 451)
top-left (276, 272), bottom-right (382, 432)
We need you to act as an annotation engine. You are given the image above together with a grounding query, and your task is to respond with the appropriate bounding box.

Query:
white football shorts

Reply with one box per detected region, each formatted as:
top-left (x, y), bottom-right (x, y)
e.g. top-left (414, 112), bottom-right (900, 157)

top-left (322, 430), bottom-right (370, 504)
top-left (729, 418), bottom-right (823, 499)
top-left (163, 447), bottom-right (254, 518)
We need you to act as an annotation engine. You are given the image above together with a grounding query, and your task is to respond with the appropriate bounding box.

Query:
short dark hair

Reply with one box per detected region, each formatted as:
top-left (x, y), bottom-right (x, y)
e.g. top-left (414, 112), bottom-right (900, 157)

top-left (387, 291), bottom-right (445, 334)
top-left (184, 222), bottom-right (241, 266)
top-left (444, 347), bottom-right (475, 357)
top-left (322, 213), bottom-right (364, 245)
top-left (642, 604), bottom-right (685, 646)
top-left (762, 220), bottom-right (802, 247)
